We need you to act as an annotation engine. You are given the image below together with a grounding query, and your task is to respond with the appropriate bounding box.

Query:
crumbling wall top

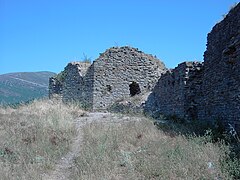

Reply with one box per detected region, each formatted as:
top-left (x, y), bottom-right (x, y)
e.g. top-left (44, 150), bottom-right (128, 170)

top-left (97, 46), bottom-right (166, 70)
top-left (64, 61), bottom-right (91, 77)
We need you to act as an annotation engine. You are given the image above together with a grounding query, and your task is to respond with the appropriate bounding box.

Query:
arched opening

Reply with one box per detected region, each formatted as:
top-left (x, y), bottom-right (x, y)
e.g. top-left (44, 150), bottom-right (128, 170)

top-left (129, 81), bottom-right (141, 96)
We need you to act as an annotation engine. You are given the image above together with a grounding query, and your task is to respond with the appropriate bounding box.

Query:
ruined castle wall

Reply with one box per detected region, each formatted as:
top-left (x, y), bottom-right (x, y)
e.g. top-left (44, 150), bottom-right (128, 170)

top-left (199, 3), bottom-right (240, 130)
top-left (92, 46), bottom-right (166, 110)
top-left (48, 3), bottom-right (240, 132)
top-left (145, 3), bottom-right (240, 131)
top-left (49, 77), bottom-right (63, 99)
top-left (59, 62), bottom-right (92, 107)
top-left (82, 63), bottom-right (94, 109)
top-left (49, 61), bottom-right (94, 108)
top-left (49, 47), bottom-right (166, 110)
top-left (184, 63), bottom-right (204, 120)
top-left (61, 62), bottom-right (84, 102)
top-left (146, 62), bottom-right (203, 119)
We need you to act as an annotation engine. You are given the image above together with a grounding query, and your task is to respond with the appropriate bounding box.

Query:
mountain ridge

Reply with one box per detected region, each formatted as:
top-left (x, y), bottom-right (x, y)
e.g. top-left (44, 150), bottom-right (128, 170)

top-left (0, 71), bottom-right (56, 105)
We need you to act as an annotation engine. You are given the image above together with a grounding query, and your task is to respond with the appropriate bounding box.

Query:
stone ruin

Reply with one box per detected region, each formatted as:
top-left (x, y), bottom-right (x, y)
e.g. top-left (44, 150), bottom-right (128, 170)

top-left (49, 3), bottom-right (240, 131)
top-left (49, 46), bottom-right (167, 110)
top-left (145, 61), bottom-right (204, 121)
top-left (146, 3), bottom-right (240, 131)
top-left (201, 3), bottom-right (240, 129)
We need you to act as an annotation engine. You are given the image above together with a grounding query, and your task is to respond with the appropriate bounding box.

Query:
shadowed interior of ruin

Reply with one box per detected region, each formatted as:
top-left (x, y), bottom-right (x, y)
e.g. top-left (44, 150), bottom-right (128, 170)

top-left (129, 81), bottom-right (141, 96)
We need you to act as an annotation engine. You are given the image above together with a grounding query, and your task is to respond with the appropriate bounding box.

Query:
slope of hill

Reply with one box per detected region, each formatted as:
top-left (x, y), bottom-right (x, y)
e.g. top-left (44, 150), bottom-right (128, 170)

top-left (0, 71), bottom-right (56, 105)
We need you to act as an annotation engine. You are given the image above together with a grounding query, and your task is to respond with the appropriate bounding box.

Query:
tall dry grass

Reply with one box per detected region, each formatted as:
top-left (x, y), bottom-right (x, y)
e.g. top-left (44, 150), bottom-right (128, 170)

top-left (0, 99), bottom-right (84, 180)
top-left (71, 118), bottom-right (237, 180)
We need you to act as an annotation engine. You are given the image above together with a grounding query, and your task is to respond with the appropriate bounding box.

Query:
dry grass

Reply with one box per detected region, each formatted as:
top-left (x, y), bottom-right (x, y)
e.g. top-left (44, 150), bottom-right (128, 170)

top-left (0, 99), bottom-right (84, 180)
top-left (0, 99), bottom-right (239, 179)
top-left (71, 117), bottom-right (235, 180)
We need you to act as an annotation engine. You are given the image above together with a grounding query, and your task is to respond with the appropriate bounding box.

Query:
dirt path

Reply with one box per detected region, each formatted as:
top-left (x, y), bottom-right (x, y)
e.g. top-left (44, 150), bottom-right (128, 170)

top-left (42, 112), bottom-right (133, 180)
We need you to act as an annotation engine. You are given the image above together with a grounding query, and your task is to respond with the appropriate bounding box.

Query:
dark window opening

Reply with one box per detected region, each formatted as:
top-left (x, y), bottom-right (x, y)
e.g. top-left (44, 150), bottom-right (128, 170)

top-left (106, 85), bottom-right (112, 92)
top-left (129, 81), bottom-right (141, 96)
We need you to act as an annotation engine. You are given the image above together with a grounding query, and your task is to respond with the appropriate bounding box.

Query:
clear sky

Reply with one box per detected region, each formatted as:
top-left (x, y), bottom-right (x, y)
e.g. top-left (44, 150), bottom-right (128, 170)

top-left (0, 0), bottom-right (238, 74)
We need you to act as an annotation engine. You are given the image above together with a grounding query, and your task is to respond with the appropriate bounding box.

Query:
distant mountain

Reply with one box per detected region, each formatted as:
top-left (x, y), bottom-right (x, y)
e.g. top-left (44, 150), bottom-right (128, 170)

top-left (0, 71), bottom-right (56, 105)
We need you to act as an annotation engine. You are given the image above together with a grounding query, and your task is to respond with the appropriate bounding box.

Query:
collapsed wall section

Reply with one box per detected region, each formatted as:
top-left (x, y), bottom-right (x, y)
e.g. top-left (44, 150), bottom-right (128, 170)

top-left (62, 62), bottom-right (86, 102)
top-left (82, 63), bottom-right (94, 109)
top-left (92, 46), bottom-right (167, 110)
top-left (49, 62), bottom-right (93, 107)
top-left (145, 61), bottom-right (203, 119)
top-left (49, 77), bottom-right (63, 99)
top-left (200, 3), bottom-right (240, 130)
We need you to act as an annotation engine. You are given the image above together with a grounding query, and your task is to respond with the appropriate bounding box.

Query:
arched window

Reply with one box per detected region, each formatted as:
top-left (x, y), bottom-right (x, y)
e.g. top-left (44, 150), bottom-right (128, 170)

top-left (129, 81), bottom-right (141, 96)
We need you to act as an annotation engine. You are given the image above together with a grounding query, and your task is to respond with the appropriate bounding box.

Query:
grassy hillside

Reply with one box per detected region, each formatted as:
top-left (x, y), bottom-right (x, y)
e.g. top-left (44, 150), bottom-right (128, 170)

top-left (0, 99), bottom-right (84, 179)
top-left (71, 117), bottom-right (240, 179)
top-left (0, 71), bottom-right (56, 105)
top-left (0, 99), bottom-right (239, 179)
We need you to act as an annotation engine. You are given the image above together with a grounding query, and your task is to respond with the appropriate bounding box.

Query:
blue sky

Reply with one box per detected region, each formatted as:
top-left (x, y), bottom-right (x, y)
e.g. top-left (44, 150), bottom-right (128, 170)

top-left (0, 0), bottom-right (238, 74)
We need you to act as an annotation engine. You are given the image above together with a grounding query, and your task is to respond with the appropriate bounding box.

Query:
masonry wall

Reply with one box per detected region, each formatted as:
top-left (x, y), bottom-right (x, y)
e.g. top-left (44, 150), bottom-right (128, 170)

top-left (62, 62), bottom-right (93, 107)
top-left (92, 46), bottom-right (166, 110)
top-left (82, 63), bottom-right (94, 109)
top-left (49, 77), bottom-right (63, 99)
top-left (49, 46), bottom-right (166, 110)
top-left (49, 62), bottom-right (93, 107)
top-left (145, 62), bottom-right (203, 119)
top-left (184, 62), bottom-right (204, 120)
top-left (49, 3), bottom-right (240, 131)
top-left (145, 3), bottom-right (240, 131)
top-left (199, 3), bottom-right (240, 130)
